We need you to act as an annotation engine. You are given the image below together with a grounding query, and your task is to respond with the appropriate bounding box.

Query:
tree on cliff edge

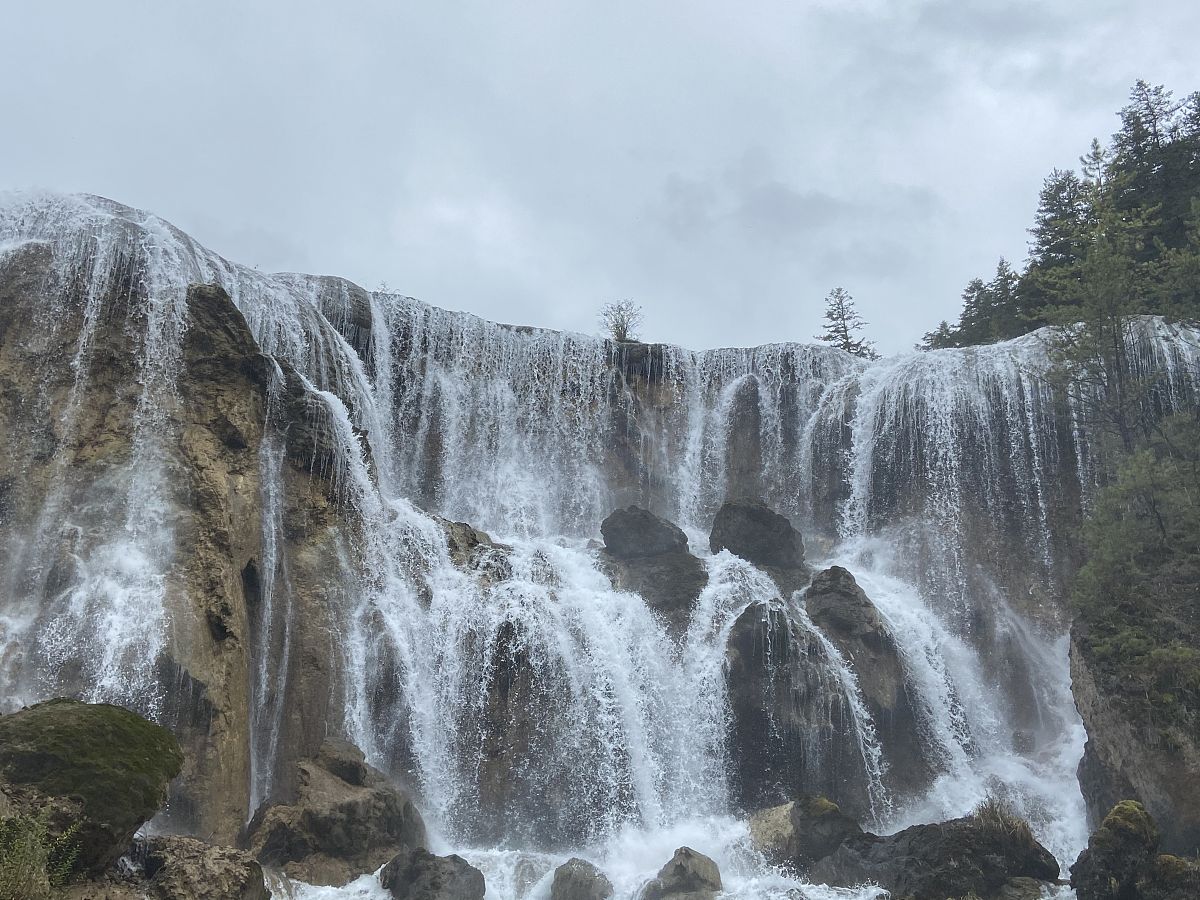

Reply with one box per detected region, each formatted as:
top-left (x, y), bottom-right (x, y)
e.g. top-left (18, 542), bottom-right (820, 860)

top-left (816, 287), bottom-right (878, 358)
top-left (599, 299), bottom-right (644, 342)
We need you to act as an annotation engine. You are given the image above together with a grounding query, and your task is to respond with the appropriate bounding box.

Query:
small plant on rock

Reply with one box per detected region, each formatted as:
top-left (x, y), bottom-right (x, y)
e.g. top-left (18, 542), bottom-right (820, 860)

top-left (0, 810), bottom-right (80, 900)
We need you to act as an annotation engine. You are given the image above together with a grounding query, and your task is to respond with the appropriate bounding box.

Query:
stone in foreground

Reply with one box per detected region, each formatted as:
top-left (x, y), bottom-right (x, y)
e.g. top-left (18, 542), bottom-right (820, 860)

top-left (550, 858), bottom-right (614, 900)
top-left (643, 847), bottom-right (722, 900)
top-left (749, 795), bottom-right (863, 870)
top-left (381, 848), bottom-right (486, 900)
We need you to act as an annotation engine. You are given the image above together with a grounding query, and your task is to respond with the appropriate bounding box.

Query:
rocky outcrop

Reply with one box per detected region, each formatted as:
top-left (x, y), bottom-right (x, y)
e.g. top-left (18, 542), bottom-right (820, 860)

top-left (1070, 801), bottom-right (1200, 900)
top-left (0, 699), bottom-right (183, 873)
top-left (748, 795), bottom-right (862, 871)
top-left (1070, 633), bottom-right (1200, 855)
top-left (244, 738), bottom-right (426, 886)
top-left (136, 836), bottom-right (270, 900)
top-left (642, 847), bottom-right (722, 900)
top-left (550, 858), bottom-right (614, 900)
top-left (805, 566), bottom-right (931, 798)
top-left (380, 849), bottom-right (486, 900)
top-left (709, 501), bottom-right (807, 596)
top-left (599, 506), bottom-right (707, 632)
top-left (810, 811), bottom-right (1059, 899)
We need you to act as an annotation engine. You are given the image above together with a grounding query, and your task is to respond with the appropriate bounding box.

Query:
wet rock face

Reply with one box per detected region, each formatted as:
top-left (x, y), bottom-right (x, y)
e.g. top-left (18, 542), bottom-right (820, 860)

top-left (643, 847), bottom-right (722, 900)
top-left (810, 812), bottom-right (1059, 900)
top-left (550, 858), bottom-right (614, 900)
top-left (244, 738), bottom-right (426, 886)
top-left (599, 507), bottom-right (707, 632)
top-left (0, 699), bottom-right (183, 873)
top-left (805, 566), bottom-right (931, 799)
top-left (748, 796), bottom-right (863, 871)
top-left (725, 601), bottom-right (873, 818)
top-left (381, 849), bottom-right (486, 900)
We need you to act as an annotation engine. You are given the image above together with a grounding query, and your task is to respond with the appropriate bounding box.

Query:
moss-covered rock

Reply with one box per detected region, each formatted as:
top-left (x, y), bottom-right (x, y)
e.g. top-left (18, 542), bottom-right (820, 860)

top-left (1070, 800), bottom-right (1160, 900)
top-left (0, 699), bottom-right (183, 872)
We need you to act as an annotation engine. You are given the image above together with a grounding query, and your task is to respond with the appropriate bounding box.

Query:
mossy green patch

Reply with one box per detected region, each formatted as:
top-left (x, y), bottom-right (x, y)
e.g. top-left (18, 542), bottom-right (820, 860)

top-left (0, 699), bottom-right (183, 872)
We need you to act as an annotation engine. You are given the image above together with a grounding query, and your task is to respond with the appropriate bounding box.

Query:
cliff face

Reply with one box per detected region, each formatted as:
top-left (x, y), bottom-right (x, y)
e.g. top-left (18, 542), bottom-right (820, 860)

top-left (2, 191), bottom-right (1199, 855)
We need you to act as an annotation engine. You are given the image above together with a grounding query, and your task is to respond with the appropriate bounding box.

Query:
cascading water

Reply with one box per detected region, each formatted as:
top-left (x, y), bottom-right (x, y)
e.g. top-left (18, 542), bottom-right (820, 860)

top-left (3, 191), bottom-right (1200, 898)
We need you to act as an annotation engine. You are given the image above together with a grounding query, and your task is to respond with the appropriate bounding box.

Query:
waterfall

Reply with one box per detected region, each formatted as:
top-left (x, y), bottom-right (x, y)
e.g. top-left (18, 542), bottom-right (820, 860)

top-left (3, 191), bottom-right (1200, 898)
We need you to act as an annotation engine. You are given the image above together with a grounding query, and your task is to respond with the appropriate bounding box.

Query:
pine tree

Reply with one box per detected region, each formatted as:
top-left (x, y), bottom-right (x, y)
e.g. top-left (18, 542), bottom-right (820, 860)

top-left (816, 287), bottom-right (878, 358)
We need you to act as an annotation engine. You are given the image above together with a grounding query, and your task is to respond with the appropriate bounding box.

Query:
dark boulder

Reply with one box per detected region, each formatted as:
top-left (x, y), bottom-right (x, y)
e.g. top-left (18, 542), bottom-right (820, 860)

top-left (1140, 853), bottom-right (1200, 900)
top-left (601, 506), bottom-right (688, 558)
top-left (599, 507), bottom-right (707, 632)
top-left (748, 796), bottom-right (863, 870)
top-left (381, 848), bottom-right (486, 900)
top-left (810, 808), bottom-right (1059, 899)
top-left (709, 501), bottom-right (804, 570)
top-left (642, 847), bottom-right (722, 900)
top-left (550, 857), bottom-right (614, 900)
top-left (0, 699), bottom-right (183, 873)
top-left (244, 737), bottom-right (426, 886)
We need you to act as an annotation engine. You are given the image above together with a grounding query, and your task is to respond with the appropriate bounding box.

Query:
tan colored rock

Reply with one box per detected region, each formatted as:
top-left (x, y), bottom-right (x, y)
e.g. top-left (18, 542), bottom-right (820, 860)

top-left (245, 738), bottom-right (426, 886)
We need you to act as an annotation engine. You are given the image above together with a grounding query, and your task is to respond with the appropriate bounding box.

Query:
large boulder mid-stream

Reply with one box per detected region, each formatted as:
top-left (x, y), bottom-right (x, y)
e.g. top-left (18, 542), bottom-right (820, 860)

top-left (809, 804), bottom-right (1059, 900)
top-left (642, 847), bottom-right (722, 900)
top-left (0, 698), bottom-right (183, 873)
top-left (243, 738), bottom-right (426, 886)
top-left (709, 501), bottom-right (807, 596)
top-left (380, 848), bottom-right (487, 900)
top-left (599, 506), bottom-right (707, 632)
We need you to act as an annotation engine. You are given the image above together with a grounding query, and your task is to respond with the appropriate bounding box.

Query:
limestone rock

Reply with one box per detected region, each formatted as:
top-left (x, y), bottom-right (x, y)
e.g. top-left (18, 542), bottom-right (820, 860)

top-left (599, 507), bottom-right (707, 632)
top-left (550, 858), bottom-right (613, 900)
top-left (748, 796), bottom-right (862, 870)
top-left (245, 738), bottom-right (426, 886)
top-left (380, 848), bottom-right (486, 900)
top-left (642, 847), bottom-right (722, 900)
top-left (810, 812), bottom-right (1058, 899)
top-left (138, 835), bottom-right (270, 900)
top-left (0, 699), bottom-right (183, 873)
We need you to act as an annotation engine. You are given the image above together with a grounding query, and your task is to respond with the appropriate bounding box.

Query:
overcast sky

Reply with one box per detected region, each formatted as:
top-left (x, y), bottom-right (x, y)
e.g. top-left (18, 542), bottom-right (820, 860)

top-left (3, 2), bottom-right (1197, 354)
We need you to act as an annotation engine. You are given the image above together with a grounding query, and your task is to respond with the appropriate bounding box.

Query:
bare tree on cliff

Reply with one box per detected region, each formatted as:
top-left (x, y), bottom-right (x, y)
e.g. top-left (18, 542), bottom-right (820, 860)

top-left (599, 299), bottom-right (644, 342)
top-left (816, 287), bottom-right (878, 359)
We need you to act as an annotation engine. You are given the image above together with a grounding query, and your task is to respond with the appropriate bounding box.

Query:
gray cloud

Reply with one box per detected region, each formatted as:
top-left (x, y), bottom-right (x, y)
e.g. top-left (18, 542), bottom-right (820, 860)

top-left (1, 0), bottom-right (1197, 353)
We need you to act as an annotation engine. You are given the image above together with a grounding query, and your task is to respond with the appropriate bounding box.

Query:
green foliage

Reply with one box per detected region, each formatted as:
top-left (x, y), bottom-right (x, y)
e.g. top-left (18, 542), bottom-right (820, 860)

top-left (0, 809), bottom-right (80, 899)
top-left (1072, 413), bottom-right (1200, 731)
top-left (919, 80), bottom-right (1200, 351)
